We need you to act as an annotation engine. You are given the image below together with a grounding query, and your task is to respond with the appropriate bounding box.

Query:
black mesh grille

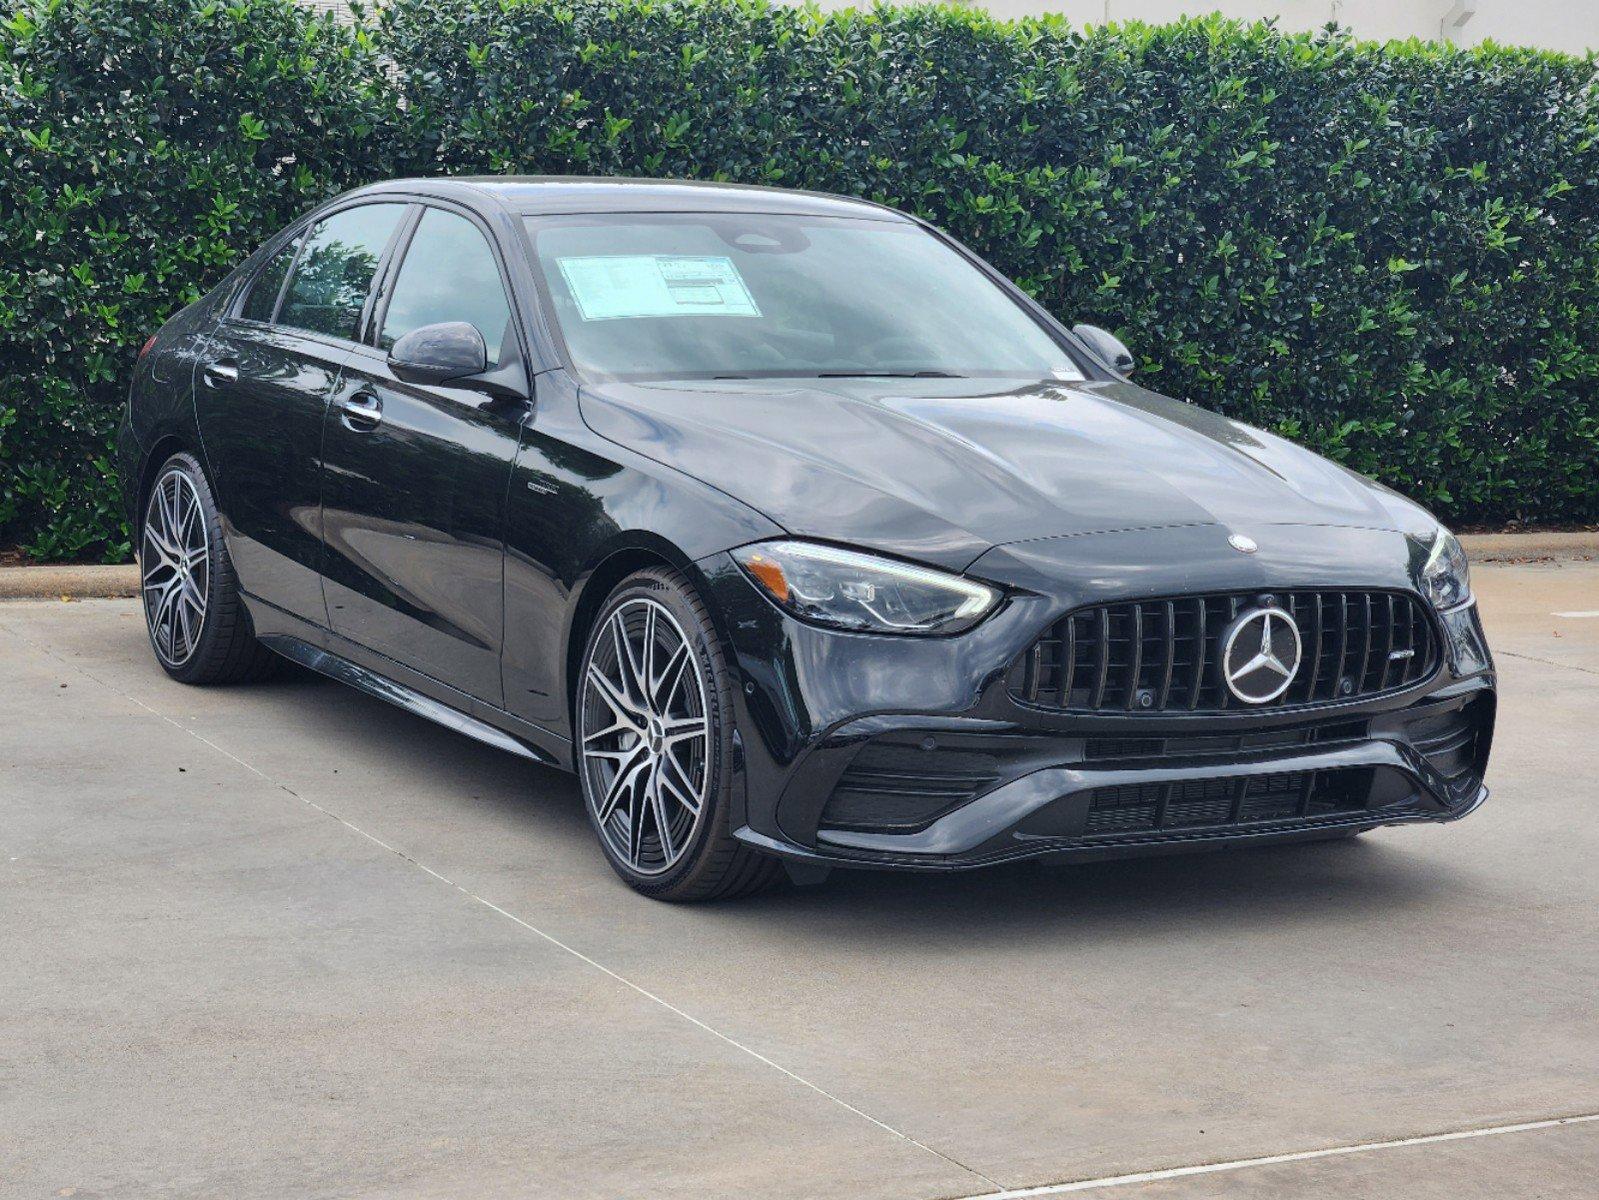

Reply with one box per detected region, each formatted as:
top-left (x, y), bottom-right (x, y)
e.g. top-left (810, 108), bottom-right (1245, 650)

top-left (1009, 590), bottom-right (1437, 714)
top-left (1081, 768), bottom-right (1371, 836)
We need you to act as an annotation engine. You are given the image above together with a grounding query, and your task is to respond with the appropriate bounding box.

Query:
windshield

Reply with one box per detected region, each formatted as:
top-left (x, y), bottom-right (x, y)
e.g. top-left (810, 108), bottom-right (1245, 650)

top-left (522, 213), bottom-right (1086, 383)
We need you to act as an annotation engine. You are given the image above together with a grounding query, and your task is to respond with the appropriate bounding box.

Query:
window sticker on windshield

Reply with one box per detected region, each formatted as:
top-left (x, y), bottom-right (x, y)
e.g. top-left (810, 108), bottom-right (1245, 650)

top-left (557, 255), bottom-right (761, 321)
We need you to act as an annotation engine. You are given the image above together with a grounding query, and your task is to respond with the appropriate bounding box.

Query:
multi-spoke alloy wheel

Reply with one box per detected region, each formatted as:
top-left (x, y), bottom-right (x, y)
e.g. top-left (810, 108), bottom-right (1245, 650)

top-left (142, 467), bottom-right (210, 667)
top-left (580, 596), bottom-right (711, 876)
top-left (136, 452), bottom-right (276, 686)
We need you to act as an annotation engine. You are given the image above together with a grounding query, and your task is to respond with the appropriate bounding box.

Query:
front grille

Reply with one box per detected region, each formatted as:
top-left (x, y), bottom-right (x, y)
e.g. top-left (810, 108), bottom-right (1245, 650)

top-left (1010, 590), bottom-right (1436, 714)
top-left (1081, 768), bottom-right (1371, 836)
top-left (819, 741), bottom-right (999, 833)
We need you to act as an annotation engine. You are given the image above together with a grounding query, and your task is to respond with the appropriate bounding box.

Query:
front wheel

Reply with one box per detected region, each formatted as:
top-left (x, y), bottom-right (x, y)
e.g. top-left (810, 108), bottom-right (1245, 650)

top-left (577, 568), bottom-right (780, 901)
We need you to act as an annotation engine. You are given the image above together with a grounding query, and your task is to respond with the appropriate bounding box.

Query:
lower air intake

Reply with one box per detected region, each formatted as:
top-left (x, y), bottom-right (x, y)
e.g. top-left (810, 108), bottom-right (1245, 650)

top-left (818, 740), bottom-right (999, 834)
top-left (1080, 768), bottom-right (1373, 836)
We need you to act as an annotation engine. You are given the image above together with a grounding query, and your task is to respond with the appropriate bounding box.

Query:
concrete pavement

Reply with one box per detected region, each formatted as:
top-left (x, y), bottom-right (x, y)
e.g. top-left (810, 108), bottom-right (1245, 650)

top-left (2, 561), bottom-right (1597, 1198)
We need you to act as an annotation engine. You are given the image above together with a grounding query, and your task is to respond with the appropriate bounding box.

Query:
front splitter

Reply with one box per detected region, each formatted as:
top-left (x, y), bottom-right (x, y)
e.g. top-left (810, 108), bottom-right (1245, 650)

top-left (734, 782), bottom-right (1487, 874)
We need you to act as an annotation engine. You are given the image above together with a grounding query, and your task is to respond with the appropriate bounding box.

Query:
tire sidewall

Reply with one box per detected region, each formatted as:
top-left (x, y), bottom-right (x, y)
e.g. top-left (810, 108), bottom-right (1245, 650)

top-left (577, 569), bottom-right (737, 897)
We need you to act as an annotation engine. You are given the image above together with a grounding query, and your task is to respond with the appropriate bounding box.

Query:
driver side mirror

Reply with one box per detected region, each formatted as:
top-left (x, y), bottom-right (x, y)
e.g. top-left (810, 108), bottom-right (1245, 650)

top-left (387, 321), bottom-right (488, 386)
top-left (1072, 323), bottom-right (1136, 375)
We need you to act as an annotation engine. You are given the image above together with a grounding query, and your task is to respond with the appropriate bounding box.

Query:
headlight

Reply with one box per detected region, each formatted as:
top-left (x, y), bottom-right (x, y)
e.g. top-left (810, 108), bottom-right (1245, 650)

top-left (1421, 527), bottom-right (1471, 611)
top-left (730, 540), bottom-right (999, 635)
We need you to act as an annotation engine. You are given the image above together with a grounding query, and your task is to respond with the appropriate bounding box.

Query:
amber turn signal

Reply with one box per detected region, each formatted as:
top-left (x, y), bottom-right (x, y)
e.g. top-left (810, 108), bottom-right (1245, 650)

top-left (742, 553), bottom-right (790, 603)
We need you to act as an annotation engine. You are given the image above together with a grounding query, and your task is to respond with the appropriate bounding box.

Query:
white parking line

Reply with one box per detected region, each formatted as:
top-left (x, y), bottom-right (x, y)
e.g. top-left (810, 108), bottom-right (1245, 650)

top-left (949, 1112), bottom-right (1599, 1198)
top-left (1552, 610), bottom-right (1599, 618)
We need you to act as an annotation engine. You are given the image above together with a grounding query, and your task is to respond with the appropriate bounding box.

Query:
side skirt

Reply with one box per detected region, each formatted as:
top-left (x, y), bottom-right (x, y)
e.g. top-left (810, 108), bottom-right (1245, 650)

top-left (244, 593), bottom-right (573, 770)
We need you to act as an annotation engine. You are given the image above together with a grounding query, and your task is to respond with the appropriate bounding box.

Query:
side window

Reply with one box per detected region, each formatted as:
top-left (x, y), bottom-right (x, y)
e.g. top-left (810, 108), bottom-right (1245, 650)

top-left (381, 208), bottom-right (514, 365)
top-left (278, 203), bottom-right (407, 341)
top-left (240, 237), bottom-right (299, 323)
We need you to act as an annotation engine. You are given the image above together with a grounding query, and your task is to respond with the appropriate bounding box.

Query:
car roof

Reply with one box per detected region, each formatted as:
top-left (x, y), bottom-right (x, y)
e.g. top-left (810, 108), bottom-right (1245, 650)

top-left (354, 175), bottom-right (912, 222)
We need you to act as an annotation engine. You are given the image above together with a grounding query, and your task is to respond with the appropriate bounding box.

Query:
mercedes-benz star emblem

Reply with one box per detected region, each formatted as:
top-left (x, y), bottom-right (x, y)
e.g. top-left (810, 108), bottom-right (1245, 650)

top-left (1220, 606), bottom-right (1302, 704)
top-left (1228, 533), bottom-right (1258, 554)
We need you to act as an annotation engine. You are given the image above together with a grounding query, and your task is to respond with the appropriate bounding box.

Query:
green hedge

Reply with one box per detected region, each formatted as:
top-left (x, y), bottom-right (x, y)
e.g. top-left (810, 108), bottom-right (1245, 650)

top-left (4, 0), bottom-right (1597, 560)
top-left (0, 0), bottom-right (399, 559)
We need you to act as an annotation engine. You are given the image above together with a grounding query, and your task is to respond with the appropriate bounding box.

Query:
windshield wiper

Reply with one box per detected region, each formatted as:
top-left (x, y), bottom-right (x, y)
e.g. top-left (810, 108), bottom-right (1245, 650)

top-left (814, 370), bottom-right (965, 379)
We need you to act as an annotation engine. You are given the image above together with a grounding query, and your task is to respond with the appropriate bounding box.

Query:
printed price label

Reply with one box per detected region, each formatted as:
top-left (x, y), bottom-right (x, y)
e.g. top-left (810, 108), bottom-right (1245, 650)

top-left (557, 255), bottom-right (761, 321)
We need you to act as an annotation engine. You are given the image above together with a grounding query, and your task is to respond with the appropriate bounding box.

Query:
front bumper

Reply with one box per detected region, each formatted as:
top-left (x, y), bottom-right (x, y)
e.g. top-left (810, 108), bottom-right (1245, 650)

top-left (698, 522), bottom-right (1496, 873)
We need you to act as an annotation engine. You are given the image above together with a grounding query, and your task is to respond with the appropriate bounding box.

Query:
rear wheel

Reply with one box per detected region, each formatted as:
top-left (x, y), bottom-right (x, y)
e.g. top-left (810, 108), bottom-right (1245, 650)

top-left (140, 452), bottom-right (277, 685)
top-left (577, 567), bottom-right (780, 901)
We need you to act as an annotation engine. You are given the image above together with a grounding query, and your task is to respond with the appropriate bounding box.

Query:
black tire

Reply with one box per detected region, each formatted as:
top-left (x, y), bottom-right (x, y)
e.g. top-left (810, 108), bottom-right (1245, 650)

top-left (576, 567), bottom-right (781, 902)
top-left (139, 451), bottom-right (278, 686)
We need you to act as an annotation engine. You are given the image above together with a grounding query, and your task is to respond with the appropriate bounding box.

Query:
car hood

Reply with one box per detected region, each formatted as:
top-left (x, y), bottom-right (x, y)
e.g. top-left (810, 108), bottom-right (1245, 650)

top-left (578, 375), bottom-right (1432, 571)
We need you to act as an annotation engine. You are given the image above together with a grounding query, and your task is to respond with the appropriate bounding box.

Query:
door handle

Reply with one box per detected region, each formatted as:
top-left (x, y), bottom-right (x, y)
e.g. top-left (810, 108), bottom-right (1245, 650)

top-left (339, 391), bottom-right (383, 431)
top-left (202, 358), bottom-right (239, 388)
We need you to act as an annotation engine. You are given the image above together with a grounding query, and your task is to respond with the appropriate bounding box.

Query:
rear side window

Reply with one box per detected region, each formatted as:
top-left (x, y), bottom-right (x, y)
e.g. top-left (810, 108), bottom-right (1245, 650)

top-left (278, 203), bottom-right (407, 340)
top-left (241, 238), bottom-right (299, 323)
top-left (381, 208), bottom-right (514, 365)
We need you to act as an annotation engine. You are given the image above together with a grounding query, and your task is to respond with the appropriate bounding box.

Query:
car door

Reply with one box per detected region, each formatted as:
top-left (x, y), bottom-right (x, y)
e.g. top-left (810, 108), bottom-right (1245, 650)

top-left (193, 202), bottom-right (409, 626)
top-left (318, 202), bottom-right (525, 705)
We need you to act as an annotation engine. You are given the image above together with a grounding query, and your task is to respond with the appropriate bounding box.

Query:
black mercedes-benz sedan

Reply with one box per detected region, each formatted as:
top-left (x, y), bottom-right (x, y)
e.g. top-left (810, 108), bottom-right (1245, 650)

top-left (119, 176), bottom-right (1495, 900)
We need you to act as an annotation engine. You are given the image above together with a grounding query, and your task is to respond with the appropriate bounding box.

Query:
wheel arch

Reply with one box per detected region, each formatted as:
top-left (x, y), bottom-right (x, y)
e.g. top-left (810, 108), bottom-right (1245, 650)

top-left (133, 434), bottom-right (200, 539)
top-left (562, 533), bottom-right (713, 736)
